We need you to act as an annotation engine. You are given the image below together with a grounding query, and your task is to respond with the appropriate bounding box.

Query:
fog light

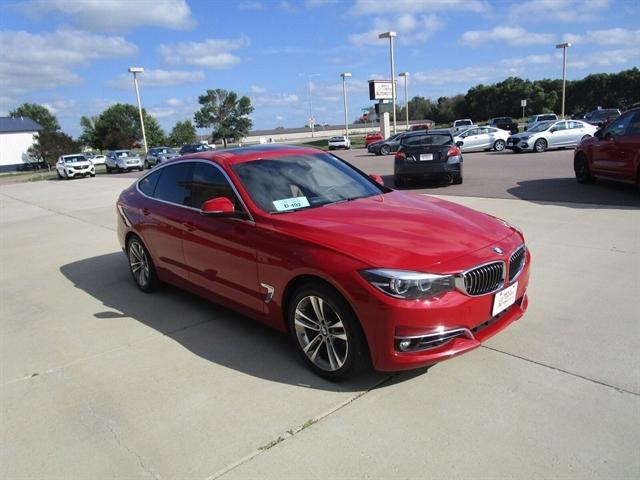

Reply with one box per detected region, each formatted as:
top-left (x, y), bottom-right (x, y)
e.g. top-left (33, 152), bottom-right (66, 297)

top-left (398, 339), bottom-right (412, 351)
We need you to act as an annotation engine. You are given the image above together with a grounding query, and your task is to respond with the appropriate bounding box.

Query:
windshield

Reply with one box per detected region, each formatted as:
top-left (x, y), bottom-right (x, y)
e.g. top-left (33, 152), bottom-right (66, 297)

top-left (115, 151), bottom-right (133, 157)
top-left (63, 156), bottom-right (87, 163)
top-left (527, 121), bottom-right (554, 133)
top-left (154, 147), bottom-right (173, 154)
top-left (232, 153), bottom-right (383, 214)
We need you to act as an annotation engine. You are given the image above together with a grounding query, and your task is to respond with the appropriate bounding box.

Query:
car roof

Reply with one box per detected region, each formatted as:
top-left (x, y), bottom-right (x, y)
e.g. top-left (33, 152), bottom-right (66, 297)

top-left (404, 130), bottom-right (452, 138)
top-left (172, 144), bottom-right (325, 167)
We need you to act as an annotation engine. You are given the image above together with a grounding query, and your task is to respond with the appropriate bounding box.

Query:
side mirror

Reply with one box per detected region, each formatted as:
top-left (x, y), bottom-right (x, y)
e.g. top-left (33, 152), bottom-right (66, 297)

top-left (201, 197), bottom-right (235, 217)
top-left (549, 128), bottom-right (557, 133)
top-left (369, 174), bottom-right (384, 186)
top-left (456, 141), bottom-right (464, 147)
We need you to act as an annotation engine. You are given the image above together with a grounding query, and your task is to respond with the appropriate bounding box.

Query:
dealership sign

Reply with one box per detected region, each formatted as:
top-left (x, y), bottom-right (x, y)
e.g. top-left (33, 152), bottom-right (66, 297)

top-left (369, 80), bottom-right (393, 100)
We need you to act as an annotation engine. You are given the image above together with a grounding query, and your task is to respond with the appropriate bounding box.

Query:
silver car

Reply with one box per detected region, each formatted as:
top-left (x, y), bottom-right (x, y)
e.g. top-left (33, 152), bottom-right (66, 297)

top-left (106, 150), bottom-right (144, 173)
top-left (506, 120), bottom-right (598, 153)
top-left (144, 146), bottom-right (179, 169)
top-left (454, 126), bottom-right (510, 152)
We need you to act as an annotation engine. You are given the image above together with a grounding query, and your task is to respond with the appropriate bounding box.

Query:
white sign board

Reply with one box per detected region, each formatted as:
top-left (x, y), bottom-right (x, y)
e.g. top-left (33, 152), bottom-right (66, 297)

top-left (521, 99), bottom-right (527, 107)
top-left (369, 80), bottom-right (393, 100)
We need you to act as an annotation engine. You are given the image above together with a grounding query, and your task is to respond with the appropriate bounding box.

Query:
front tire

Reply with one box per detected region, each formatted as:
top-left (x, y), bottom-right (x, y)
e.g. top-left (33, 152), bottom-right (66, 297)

top-left (574, 154), bottom-right (594, 184)
top-left (534, 138), bottom-right (547, 153)
top-left (106, 165), bottom-right (112, 173)
top-left (380, 145), bottom-right (391, 155)
top-left (287, 283), bottom-right (369, 380)
top-left (127, 236), bottom-right (161, 293)
top-left (144, 160), bottom-right (150, 169)
top-left (493, 139), bottom-right (506, 151)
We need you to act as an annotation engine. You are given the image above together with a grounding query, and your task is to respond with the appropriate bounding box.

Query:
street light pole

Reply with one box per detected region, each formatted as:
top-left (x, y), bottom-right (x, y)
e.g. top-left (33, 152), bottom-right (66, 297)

top-left (301, 73), bottom-right (320, 137)
top-left (399, 72), bottom-right (409, 130)
top-left (340, 73), bottom-right (351, 139)
top-left (379, 31), bottom-right (397, 134)
top-left (128, 67), bottom-right (147, 153)
top-left (555, 42), bottom-right (571, 119)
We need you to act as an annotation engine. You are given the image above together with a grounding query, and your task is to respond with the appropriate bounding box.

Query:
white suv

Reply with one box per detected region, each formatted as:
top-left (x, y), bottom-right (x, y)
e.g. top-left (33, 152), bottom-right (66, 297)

top-left (56, 154), bottom-right (95, 179)
top-left (328, 135), bottom-right (351, 150)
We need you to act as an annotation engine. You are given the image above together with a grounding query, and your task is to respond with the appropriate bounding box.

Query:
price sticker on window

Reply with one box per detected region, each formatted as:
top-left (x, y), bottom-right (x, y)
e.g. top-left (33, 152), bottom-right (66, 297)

top-left (272, 196), bottom-right (310, 212)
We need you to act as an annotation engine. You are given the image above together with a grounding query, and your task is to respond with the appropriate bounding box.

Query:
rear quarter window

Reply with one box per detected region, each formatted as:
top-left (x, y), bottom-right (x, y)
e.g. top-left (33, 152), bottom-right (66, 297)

top-left (138, 170), bottom-right (162, 196)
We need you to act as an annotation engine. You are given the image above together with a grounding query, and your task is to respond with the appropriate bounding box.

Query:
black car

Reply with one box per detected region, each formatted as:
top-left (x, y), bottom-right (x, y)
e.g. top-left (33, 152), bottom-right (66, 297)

top-left (179, 143), bottom-right (214, 155)
top-left (367, 132), bottom-right (407, 155)
top-left (488, 117), bottom-right (519, 134)
top-left (584, 108), bottom-right (621, 128)
top-left (393, 130), bottom-right (463, 187)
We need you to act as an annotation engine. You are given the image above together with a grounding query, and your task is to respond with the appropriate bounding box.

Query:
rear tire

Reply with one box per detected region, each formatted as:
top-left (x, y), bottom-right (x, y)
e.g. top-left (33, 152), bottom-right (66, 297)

top-left (106, 166), bottom-right (112, 173)
top-left (287, 282), bottom-right (370, 381)
top-left (574, 154), bottom-right (594, 184)
top-left (493, 139), bottom-right (506, 151)
top-left (380, 145), bottom-right (391, 155)
top-left (534, 138), bottom-right (547, 153)
top-left (452, 174), bottom-right (463, 185)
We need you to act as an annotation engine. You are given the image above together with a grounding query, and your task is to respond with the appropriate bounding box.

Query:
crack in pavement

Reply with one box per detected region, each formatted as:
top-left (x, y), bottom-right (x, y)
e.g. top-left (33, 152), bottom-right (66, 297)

top-left (87, 400), bottom-right (160, 479)
top-left (481, 345), bottom-right (639, 396)
top-left (206, 374), bottom-right (394, 480)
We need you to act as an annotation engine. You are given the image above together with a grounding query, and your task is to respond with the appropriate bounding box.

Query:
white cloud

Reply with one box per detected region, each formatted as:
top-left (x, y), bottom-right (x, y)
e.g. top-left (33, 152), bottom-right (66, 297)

top-left (21, 0), bottom-right (195, 32)
top-left (0, 29), bottom-right (137, 95)
top-left (563, 28), bottom-right (640, 45)
top-left (349, 14), bottom-right (442, 46)
top-left (107, 69), bottom-right (205, 89)
top-left (568, 47), bottom-right (640, 69)
top-left (350, 0), bottom-right (489, 15)
top-left (509, 0), bottom-right (610, 23)
top-left (252, 93), bottom-right (300, 108)
top-left (460, 26), bottom-right (555, 46)
top-left (251, 85), bottom-right (267, 93)
top-left (159, 36), bottom-right (249, 69)
top-left (42, 99), bottom-right (77, 116)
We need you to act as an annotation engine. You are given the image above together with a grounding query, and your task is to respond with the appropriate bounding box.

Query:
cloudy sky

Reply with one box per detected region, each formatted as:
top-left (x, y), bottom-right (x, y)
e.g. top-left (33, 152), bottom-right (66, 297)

top-left (1, 0), bottom-right (638, 136)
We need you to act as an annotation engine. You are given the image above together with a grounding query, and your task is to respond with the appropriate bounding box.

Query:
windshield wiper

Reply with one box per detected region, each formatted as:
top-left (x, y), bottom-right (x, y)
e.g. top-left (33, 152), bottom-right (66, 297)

top-left (325, 194), bottom-right (369, 206)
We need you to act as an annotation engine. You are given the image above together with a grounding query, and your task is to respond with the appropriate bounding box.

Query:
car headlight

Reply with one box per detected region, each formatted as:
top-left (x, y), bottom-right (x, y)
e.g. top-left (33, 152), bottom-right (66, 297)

top-left (520, 136), bottom-right (530, 141)
top-left (360, 269), bottom-right (455, 300)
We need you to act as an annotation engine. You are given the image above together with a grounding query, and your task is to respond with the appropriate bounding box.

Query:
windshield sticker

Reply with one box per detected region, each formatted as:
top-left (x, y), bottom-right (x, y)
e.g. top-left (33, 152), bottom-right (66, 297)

top-left (272, 196), bottom-right (310, 212)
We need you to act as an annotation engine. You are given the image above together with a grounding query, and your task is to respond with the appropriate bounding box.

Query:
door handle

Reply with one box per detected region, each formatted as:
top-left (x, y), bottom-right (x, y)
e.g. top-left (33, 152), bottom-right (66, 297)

top-left (182, 222), bottom-right (196, 232)
top-left (142, 207), bottom-right (151, 216)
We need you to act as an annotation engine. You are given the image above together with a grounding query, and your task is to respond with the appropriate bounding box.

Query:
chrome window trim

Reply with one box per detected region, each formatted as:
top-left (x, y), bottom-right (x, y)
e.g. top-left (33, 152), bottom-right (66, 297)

top-left (454, 260), bottom-right (506, 297)
top-left (135, 158), bottom-right (255, 223)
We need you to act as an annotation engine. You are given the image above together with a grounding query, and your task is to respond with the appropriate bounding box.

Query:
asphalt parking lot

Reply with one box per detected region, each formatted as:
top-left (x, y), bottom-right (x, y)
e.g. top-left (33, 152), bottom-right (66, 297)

top-left (1, 147), bottom-right (639, 479)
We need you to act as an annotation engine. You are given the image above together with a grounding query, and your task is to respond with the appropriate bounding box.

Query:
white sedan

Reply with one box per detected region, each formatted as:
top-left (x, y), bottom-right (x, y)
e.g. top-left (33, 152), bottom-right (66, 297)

top-left (328, 136), bottom-right (351, 150)
top-left (506, 120), bottom-right (598, 153)
top-left (454, 126), bottom-right (510, 152)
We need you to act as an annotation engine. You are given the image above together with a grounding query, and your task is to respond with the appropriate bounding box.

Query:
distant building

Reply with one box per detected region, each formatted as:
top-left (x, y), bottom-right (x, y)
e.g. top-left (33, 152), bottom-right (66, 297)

top-left (0, 117), bottom-right (43, 172)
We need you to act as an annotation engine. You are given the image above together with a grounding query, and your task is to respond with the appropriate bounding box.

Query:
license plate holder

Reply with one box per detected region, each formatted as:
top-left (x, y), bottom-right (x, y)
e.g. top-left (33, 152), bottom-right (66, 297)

top-left (419, 153), bottom-right (433, 161)
top-left (492, 282), bottom-right (518, 317)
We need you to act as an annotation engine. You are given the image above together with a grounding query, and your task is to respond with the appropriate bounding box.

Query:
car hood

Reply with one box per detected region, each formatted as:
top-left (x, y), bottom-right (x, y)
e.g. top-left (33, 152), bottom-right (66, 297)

top-left (510, 130), bottom-right (543, 139)
top-left (268, 191), bottom-right (516, 270)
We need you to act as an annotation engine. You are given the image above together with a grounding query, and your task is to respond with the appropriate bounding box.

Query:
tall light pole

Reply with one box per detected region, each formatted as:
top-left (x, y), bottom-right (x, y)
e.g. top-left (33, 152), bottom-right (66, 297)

top-left (340, 72), bottom-right (351, 139)
top-left (399, 72), bottom-right (409, 130)
top-left (128, 67), bottom-right (148, 153)
top-left (555, 42), bottom-right (571, 119)
top-left (301, 73), bottom-right (320, 137)
top-left (379, 31), bottom-right (397, 134)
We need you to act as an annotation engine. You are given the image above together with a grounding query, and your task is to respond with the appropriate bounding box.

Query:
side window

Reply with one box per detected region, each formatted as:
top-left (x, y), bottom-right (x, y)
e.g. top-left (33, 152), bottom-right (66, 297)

top-left (138, 170), bottom-right (162, 196)
top-left (466, 128), bottom-right (478, 136)
top-left (189, 163), bottom-right (238, 209)
top-left (154, 162), bottom-right (194, 206)
top-left (553, 122), bottom-right (568, 131)
top-left (569, 121), bottom-right (582, 129)
top-left (625, 112), bottom-right (640, 135)
top-left (605, 112), bottom-right (634, 137)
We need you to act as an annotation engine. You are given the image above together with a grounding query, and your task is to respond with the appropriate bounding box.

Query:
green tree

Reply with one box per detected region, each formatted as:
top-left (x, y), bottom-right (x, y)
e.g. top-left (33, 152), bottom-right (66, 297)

top-left (168, 120), bottom-right (196, 146)
top-left (29, 131), bottom-right (80, 166)
top-left (10, 103), bottom-right (60, 132)
top-left (79, 104), bottom-right (164, 150)
top-left (194, 89), bottom-right (253, 148)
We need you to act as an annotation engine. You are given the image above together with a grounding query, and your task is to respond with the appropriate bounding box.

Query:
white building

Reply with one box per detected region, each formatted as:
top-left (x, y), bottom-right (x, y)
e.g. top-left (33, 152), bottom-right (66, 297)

top-left (0, 117), bottom-right (42, 172)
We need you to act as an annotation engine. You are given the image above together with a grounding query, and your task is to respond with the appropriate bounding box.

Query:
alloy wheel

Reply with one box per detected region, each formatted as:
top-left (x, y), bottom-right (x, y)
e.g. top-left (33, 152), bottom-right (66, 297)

top-left (494, 140), bottom-right (505, 151)
top-left (293, 295), bottom-right (349, 372)
top-left (128, 240), bottom-right (150, 288)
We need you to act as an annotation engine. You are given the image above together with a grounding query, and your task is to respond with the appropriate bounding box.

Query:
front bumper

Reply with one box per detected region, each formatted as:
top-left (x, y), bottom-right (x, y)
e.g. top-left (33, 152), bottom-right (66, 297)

top-left (506, 139), bottom-right (532, 151)
top-left (66, 166), bottom-right (95, 177)
top-left (351, 242), bottom-right (530, 371)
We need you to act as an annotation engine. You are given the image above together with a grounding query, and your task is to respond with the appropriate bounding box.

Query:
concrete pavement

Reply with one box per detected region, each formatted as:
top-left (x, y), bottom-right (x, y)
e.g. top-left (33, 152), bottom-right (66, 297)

top-left (1, 171), bottom-right (638, 479)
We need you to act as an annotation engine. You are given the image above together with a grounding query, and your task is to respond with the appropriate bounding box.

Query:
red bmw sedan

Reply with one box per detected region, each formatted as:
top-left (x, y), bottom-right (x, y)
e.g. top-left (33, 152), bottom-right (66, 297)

top-left (117, 145), bottom-right (530, 380)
